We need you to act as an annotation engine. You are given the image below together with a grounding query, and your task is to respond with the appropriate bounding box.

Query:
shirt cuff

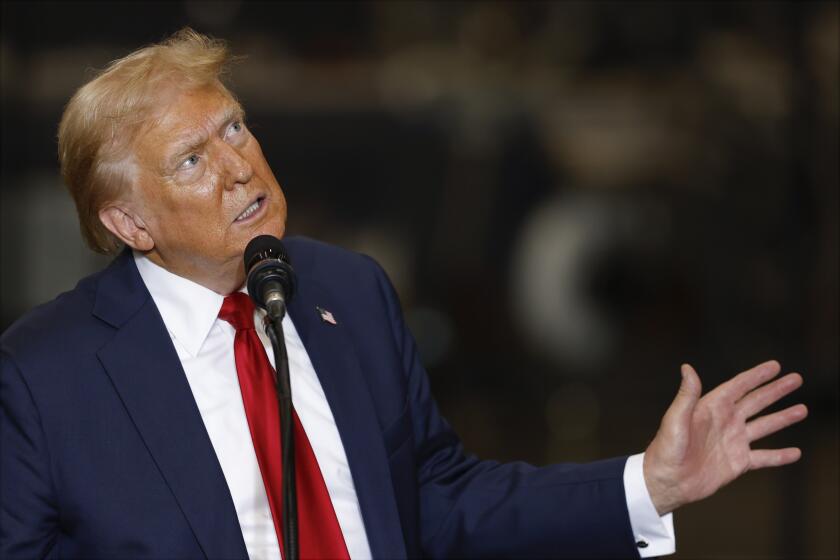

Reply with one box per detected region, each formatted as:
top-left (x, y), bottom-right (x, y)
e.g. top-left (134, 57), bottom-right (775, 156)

top-left (623, 453), bottom-right (676, 557)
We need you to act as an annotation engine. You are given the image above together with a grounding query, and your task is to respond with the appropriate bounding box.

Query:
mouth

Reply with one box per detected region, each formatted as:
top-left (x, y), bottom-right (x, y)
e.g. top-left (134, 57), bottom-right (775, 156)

top-left (234, 195), bottom-right (266, 223)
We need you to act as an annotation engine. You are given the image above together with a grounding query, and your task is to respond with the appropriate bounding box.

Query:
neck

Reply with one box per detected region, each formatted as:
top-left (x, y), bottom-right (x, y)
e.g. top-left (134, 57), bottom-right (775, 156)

top-left (143, 250), bottom-right (245, 295)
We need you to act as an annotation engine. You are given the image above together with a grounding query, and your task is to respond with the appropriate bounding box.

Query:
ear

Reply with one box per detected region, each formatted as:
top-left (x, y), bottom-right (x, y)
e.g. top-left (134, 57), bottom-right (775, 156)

top-left (98, 204), bottom-right (155, 251)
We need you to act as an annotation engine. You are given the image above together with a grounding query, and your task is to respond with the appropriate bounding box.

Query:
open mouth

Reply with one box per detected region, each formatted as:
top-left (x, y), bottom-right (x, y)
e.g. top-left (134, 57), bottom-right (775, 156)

top-left (235, 196), bottom-right (265, 222)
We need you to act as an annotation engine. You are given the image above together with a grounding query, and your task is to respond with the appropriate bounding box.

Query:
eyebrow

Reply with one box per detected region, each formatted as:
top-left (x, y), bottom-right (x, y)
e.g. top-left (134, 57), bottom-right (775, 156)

top-left (165, 106), bottom-right (246, 167)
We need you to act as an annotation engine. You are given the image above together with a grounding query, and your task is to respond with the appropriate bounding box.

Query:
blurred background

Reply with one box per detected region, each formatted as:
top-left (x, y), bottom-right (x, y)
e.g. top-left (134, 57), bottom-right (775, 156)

top-left (1, 1), bottom-right (837, 557)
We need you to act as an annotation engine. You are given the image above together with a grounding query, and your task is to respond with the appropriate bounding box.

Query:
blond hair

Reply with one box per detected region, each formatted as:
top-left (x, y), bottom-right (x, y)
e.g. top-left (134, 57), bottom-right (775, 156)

top-left (58, 28), bottom-right (236, 254)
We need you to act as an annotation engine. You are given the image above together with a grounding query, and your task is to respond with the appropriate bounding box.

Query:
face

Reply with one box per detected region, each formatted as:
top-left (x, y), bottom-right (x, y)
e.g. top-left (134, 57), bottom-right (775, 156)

top-left (128, 84), bottom-right (287, 293)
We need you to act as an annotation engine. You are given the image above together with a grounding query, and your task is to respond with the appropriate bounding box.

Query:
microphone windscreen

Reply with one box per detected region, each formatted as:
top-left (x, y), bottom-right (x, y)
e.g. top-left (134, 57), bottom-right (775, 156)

top-left (244, 235), bottom-right (290, 274)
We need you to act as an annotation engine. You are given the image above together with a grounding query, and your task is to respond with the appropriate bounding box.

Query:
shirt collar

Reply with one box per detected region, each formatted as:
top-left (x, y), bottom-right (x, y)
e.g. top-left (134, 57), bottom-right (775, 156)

top-left (133, 251), bottom-right (229, 358)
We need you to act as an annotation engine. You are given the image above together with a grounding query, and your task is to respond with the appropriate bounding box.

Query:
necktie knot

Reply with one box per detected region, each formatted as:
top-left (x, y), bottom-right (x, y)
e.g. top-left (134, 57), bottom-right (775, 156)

top-left (219, 292), bottom-right (256, 331)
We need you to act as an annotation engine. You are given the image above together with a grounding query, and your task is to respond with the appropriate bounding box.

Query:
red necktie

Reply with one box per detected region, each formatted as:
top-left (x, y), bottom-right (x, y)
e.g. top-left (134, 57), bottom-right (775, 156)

top-left (219, 292), bottom-right (350, 559)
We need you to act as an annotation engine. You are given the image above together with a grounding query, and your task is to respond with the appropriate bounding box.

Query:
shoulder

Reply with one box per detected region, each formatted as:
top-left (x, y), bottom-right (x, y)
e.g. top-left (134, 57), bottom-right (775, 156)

top-left (1, 253), bottom-right (129, 369)
top-left (282, 235), bottom-right (405, 339)
top-left (283, 235), bottom-right (393, 296)
top-left (284, 235), bottom-right (380, 275)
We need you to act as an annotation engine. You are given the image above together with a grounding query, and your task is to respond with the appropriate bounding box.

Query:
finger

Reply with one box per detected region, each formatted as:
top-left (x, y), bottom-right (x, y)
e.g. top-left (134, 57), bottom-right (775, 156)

top-left (662, 364), bottom-right (702, 434)
top-left (745, 404), bottom-right (808, 442)
top-left (738, 373), bottom-right (804, 419)
top-left (749, 447), bottom-right (802, 470)
top-left (720, 360), bottom-right (782, 402)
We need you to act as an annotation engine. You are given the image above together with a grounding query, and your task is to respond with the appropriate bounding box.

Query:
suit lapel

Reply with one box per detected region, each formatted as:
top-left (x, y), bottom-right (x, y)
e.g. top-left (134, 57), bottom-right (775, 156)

top-left (288, 276), bottom-right (408, 559)
top-left (92, 246), bottom-right (409, 558)
top-left (94, 251), bottom-right (248, 559)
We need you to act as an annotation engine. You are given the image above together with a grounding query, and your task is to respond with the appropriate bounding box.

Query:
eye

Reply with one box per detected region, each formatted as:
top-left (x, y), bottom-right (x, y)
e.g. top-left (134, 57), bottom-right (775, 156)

top-left (226, 121), bottom-right (245, 139)
top-left (180, 154), bottom-right (200, 169)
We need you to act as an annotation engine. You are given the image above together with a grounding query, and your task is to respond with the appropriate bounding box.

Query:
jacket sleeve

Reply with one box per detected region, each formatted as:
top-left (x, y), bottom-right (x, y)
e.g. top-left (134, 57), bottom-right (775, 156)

top-left (366, 257), bottom-right (641, 559)
top-left (1, 351), bottom-right (59, 558)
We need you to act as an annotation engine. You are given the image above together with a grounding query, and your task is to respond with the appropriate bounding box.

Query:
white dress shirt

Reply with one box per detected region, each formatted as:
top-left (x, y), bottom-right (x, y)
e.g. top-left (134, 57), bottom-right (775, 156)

top-left (135, 253), bottom-right (372, 560)
top-left (134, 252), bottom-right (674, 558)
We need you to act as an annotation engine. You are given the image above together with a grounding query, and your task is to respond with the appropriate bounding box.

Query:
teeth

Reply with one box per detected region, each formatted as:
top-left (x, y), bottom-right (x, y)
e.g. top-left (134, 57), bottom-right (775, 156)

top-left (236, 200), bottom-right (260, 221)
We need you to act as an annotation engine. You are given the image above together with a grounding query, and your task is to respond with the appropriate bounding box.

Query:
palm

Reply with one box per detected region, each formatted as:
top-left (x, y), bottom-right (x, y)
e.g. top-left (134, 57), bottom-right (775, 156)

top-left (644, 361), bottom-right (807, 515)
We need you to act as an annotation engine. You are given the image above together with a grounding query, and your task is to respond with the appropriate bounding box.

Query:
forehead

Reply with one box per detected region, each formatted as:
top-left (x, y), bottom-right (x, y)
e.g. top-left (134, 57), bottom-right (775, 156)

top-left (138, 85), bottom-right (242, 149)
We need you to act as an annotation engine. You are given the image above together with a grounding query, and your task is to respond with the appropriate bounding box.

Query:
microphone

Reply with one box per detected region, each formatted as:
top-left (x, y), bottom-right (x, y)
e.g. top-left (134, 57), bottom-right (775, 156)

top-left (244, 235), bottom-right (297, 321)
top-left (244, 234), bottom-right (300, 559)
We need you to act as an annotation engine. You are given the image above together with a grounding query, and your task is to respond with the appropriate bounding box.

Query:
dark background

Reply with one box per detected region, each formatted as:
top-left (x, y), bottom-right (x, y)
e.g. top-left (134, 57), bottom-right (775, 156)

top-left (1, 1), bottom-right (837, 557)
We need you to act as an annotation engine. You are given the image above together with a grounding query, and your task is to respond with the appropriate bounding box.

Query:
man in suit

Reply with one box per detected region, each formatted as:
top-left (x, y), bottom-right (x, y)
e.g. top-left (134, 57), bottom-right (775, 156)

top-left (1, 29), bottom-right (807, 558)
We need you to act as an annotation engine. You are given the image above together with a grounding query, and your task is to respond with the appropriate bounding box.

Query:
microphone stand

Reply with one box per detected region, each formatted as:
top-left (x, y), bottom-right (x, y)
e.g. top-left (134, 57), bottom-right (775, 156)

top-left (264, 314), bottom-right (298, 560)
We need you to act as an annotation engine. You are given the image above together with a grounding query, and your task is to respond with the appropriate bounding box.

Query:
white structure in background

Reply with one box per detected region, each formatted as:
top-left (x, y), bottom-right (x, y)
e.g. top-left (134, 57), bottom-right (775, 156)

top-left (509, 192), bottom-right (667, 373)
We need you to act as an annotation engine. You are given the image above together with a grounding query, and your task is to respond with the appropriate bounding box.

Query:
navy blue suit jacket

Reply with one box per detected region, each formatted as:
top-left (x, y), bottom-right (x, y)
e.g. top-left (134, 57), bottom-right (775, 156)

top-left (1, 237), bottom-right (640, 558)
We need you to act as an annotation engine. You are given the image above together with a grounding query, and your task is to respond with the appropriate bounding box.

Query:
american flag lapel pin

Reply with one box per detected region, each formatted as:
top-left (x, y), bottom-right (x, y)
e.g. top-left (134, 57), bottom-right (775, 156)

top-left (316, 306), bottom-right (337, 325)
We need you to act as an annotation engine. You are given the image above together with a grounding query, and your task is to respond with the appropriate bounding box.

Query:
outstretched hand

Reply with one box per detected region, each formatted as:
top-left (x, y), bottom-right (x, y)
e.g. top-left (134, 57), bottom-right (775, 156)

top-left (643, 360), bottom-right (807, 516)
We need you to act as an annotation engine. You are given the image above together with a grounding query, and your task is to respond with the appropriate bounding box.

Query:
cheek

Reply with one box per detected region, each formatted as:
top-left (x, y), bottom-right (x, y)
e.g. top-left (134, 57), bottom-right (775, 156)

top-left (246, 141), bottom-right (276, 178)
top-left (196, 174), bottom-right (220, 197)
top-left (149, 177), bottom-right (227, 236)
top-left (247, 148), bottom-right (286, 208)
top-left (167, 175), bottom-right (223, 212)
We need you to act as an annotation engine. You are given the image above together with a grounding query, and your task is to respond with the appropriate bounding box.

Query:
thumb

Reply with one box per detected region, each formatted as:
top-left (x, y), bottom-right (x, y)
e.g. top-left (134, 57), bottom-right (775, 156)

top-left (662, 364), bottom-right (702, 433)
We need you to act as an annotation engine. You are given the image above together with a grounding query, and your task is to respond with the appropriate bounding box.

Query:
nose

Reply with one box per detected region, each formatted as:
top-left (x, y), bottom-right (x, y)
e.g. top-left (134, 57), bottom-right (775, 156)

top-left (219, 143), bottom-right (253, 190)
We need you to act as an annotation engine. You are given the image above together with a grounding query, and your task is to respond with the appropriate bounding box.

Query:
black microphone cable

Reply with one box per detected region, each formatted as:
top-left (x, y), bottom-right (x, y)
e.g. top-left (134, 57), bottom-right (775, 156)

top-left (264, 316), bottom-right (297, 560)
